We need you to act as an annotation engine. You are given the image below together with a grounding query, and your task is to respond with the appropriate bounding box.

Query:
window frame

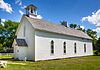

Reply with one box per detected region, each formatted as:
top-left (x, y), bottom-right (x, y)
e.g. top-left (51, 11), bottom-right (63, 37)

top-left (63, 42), bottom-right (66, 54)
top-left (84, 44), bottom-right (86, 53)
top-left (51, 40), bottom-right (54, 54)
top-left (74, 43), bottom-right (77, 54)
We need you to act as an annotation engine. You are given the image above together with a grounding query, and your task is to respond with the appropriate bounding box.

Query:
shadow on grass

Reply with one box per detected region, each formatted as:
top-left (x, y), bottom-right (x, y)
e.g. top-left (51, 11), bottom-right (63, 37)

top-left (0, 58), bottom-right (14, 61)
top-left (0, 55), bottom-right (99, 62)
top-left (0, 58), bottom-right (35, 62)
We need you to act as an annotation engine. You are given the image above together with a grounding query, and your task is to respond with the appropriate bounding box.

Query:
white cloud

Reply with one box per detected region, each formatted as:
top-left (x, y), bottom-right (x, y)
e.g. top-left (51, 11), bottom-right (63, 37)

top-left (21, 5), bottom-right (26, 9)
top-left (29, 14), bottom-right (43, 19)
top-left (80, 26), bottom-right (85, 29)
top-left (93, 27), bottom-right (100, 33)
top-left (0, 19), bottom-right (6, 26)
top-left (37, 15), bottom-right (43, 19)
top-left (0, 0), bottom-right (13, 13)
top-left (15, 0), bottom-right (22, 6)
top-left (82, 9), bottom-right (100, 26)
top-left (19, 10), bottom-right (24, 15)
top-left (1, 19), bottom-right (6, 22)
top-left (19, 1), bottom-right (22, 6)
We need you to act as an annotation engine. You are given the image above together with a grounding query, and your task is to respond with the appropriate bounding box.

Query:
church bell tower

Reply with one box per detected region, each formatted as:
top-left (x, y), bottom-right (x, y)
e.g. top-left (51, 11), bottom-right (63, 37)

top-left (25, 4), bottom-right (37, 17)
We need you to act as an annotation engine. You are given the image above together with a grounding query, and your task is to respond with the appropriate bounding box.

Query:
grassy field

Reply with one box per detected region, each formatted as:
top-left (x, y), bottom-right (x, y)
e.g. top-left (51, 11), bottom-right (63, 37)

top-left (0, 56), bottom-right (100, 70)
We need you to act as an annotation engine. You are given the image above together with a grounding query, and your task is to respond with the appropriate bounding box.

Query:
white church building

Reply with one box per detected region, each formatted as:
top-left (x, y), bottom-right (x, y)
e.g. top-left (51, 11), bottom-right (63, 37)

top-left (13, 4), bottom-right (93, 61)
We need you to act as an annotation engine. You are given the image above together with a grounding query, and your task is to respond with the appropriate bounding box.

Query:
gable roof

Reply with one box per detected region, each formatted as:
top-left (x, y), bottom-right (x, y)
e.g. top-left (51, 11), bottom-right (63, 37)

top-left (16, 39), bottom-right (28, 46)
top-left (24, 16), bottom-right (92, 40)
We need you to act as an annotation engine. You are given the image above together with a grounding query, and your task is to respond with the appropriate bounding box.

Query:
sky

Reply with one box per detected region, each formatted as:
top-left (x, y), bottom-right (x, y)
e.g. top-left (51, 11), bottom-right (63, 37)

top-left (0, 0), bottom-right (100, 37)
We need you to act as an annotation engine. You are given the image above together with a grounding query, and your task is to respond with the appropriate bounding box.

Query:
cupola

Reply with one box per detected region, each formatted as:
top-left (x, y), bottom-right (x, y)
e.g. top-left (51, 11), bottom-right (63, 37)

top-left (25, 4), bottom-right (37, 17)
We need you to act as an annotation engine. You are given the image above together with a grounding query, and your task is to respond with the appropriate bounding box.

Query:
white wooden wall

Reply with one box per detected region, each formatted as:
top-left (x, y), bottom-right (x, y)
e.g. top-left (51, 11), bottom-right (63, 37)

top-left (35, 30), bottom-right (93, 61)
top-left (15, 16), bottom-right (35, 60)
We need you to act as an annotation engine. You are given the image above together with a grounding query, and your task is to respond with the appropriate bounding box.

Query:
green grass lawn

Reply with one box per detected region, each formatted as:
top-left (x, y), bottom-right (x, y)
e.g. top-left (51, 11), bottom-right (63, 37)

top-left (0, 56), bottom-right (100, 70)
top-left (0, 55), bottom-right (12, 59)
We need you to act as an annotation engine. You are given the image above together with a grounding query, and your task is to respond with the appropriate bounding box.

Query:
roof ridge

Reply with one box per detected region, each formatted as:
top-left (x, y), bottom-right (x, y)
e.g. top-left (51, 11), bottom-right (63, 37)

top-left (25, 16), bottom-right (92, 39)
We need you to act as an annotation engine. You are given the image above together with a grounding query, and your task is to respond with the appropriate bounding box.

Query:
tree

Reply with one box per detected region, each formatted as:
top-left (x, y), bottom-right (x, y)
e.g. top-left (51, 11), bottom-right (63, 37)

top-left (94, 37), bottom-right (100, 55)
top-left (96, 38), bottom-right (100, 51)
top-left (69, 24), bottom-right (77, 29)
top-left (77, 25), bottom-right (86, 32)
top-left (86, 29), bottom-right (97, 50)
top-left (87, 29), bottom-right (97, 39)
top-left (97, 38), bottom-right (100, 46)
top-left (0, 20), bottom-right (19, 52)
top-left (69, 24), bottom-right (86, 32)
top-left (60, 21), bottom-right (67, 27)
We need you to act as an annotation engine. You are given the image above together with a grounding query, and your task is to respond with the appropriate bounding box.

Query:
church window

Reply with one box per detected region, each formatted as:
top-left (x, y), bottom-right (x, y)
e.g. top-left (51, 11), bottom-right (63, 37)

top-left (74, 43), bottom-right (77, 54)
top-left (84, 44), bottom-right (86, 53)
top-left (51, 40), bottom-right (54, 54)
top-left (63, 42), bottom-right (66, 54)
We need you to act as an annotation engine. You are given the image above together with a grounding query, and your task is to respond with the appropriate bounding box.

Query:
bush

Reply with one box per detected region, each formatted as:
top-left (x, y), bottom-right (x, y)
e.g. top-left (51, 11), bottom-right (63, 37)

top-left (94, 50), bottom-right (99, 55)
top-left (0, 48), bottom-right (13, 53)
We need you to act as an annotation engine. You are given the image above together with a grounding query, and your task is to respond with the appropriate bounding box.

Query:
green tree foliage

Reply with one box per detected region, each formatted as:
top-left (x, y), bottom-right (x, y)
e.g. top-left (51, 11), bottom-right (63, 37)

top-left (60, 21), bottom-right (67, 27)
top-left (69, 24), bottom-right (77, 29)
top-left (96, 38), bottom-right (100, 51)
top-left (97, 38), bottom-right (100, 46)
top-left (69, 24), bottom-right (86, 32)
top-left (95, 38), bottom-right (100, 55)
top-left (86, 29), bottom-right (98, 50)
top-left (87, 29), bottom-right (97, 39)
top-left (0, 20), bottom-right (19, 52)
top-left (77, 25), bottom-right (86, 32)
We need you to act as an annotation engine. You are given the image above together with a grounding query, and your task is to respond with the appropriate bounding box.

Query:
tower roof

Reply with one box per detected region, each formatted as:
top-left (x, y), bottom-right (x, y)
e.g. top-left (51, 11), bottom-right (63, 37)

top-left (25, 4), bottom-right (37, 10)
top-left (23, 16), bottom-right (92, 40)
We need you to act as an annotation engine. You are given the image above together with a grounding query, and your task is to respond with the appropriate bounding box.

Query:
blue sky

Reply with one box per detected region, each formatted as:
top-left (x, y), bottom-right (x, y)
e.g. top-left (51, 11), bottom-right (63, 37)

top-left (0, 0), bottom-right (100, 37)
